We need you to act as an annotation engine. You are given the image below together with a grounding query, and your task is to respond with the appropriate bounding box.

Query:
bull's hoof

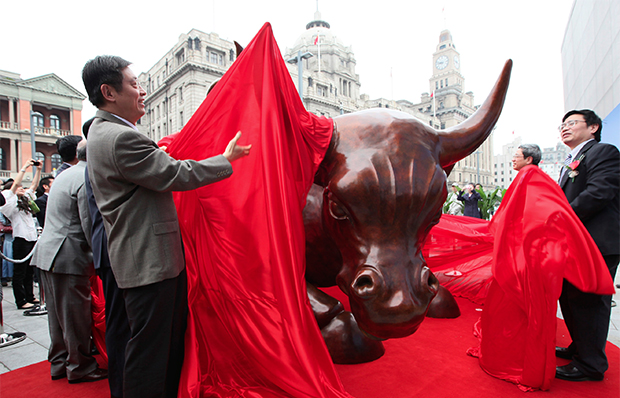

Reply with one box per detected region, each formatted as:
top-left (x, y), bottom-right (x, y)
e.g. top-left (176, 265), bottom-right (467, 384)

top-left (321, 312), bottom-right (385, 364)
top-left (426, 285), bottom-right (460, 318)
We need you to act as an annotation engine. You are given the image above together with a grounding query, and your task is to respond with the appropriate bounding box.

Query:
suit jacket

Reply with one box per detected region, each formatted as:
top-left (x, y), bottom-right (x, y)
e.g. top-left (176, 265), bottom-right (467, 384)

top-left (55, 162), bottom-right (72, 177)
top-left (560, 140), bottom-right (620, 256)
top-left (31, 161), bottom-right (93, 275)
top-left (86, 110), bottom-right (233, 289)
top-left (34, 193), bottom-right (48, 228)
top-left (84, 165), bottom-right (110, 270)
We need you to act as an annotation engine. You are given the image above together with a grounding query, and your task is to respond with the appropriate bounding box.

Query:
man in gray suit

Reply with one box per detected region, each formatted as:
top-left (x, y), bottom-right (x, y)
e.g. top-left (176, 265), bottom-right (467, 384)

top-left (31, 140), bottom-right (108, 384)
top-left (82, 55), bottom-right (250, 398)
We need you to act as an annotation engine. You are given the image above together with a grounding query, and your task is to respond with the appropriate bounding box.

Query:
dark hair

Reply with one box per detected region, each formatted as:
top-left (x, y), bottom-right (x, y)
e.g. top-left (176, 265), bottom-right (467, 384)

top-left (82, 117), bottom-right (95, 139)
top-left (36, 177), bottom-right (54, 198)
top-left (562, 109), bottom-right (602, 142)
top-left (518, 143), bottom-right (542, 166)
top-left (82, 55), bottom-right (131, 107)
top-left (56, 135), bottom-right (83, 163)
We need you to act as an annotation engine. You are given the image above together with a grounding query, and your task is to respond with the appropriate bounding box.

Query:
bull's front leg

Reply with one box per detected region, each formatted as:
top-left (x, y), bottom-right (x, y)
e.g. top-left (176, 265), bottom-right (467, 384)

top-left (307, 282), bottom-right (385, 364)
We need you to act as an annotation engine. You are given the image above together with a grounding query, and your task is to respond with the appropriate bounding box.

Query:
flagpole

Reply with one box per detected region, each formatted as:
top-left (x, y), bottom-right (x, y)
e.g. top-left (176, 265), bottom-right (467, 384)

top-left (433, 90), bottom-right (436, 125)
top-left (317, 32), bottom-right (321, 74)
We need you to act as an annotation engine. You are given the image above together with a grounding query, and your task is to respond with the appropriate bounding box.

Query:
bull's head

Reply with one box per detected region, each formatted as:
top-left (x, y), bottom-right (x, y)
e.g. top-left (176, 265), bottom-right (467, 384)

top-left (312, 60), bottom-right (512, 339)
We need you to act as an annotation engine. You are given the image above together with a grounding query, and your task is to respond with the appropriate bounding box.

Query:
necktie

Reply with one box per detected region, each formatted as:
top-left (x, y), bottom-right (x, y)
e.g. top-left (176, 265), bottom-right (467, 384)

top-left (560, 153), bottom-right (572, 181)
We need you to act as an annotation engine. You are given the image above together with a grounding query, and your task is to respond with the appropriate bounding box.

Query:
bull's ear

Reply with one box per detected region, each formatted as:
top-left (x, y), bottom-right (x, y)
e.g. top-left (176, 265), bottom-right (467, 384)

top-left (234, 41), bottom-right (244, 57)
top-left (314, 128), bottom-right (339, 187)
top-left (437, 60), bottom-right (512, 168)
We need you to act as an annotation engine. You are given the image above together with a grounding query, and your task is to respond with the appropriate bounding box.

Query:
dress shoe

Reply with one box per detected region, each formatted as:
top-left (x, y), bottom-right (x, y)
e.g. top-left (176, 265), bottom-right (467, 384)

top-left (556, 363), bottom-right (603, 381)
top-left (51, 373), bottom-right (66, 380)
top-left (555, 346), bottom-right (574, 360)
top-left (68, 368), bottom-right (108, 384)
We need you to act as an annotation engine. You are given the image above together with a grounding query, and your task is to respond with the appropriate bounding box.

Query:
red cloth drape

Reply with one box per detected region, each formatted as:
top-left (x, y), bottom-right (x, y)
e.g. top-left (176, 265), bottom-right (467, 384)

top-left (90, 274), bottom-right (107, 367)
top-left (164, 23), bottom-right (351, 397)
top-left (467, 165), bottom-right (615, 391)
top-left (423, 215), bottom-right (494, 304)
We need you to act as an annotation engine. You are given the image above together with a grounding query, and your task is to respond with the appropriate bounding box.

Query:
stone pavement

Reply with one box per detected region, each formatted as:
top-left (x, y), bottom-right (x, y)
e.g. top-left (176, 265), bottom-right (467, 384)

top-left (1, 276), bottom-right (620, 375)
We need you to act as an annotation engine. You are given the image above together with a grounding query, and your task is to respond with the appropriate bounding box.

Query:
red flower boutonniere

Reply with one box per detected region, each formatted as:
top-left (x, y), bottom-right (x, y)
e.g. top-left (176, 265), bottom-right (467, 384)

top-left (566, 154), bottom-right (585, 182)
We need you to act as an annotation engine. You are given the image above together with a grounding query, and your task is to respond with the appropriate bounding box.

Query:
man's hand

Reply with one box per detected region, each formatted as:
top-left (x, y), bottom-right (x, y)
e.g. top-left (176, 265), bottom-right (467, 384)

top-left (223, 131), bottom-right (252, 162)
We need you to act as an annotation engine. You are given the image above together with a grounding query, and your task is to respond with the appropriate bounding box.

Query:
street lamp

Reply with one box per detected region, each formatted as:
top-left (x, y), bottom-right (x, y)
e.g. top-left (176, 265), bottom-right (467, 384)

top-left (287, 50), bottom-right (313, 102)
top-left (29, 111), bottom-right (37, 179)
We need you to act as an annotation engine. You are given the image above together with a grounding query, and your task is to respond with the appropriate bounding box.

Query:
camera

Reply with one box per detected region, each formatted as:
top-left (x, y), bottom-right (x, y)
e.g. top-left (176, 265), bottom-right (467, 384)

top-left (32, 161), bottom-right (41, 166)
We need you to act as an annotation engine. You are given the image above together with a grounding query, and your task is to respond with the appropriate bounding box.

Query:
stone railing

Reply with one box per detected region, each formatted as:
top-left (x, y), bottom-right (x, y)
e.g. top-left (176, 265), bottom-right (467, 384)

top-left (0, 121), bottom-right (18, 130)
top-left (34, 127), bottom-right (72, 137)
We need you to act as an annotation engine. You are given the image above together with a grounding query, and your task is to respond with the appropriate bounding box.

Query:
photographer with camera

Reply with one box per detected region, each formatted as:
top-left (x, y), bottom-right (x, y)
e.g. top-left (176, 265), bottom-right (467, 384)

top-left (0, 159), bottom-right (42, 309)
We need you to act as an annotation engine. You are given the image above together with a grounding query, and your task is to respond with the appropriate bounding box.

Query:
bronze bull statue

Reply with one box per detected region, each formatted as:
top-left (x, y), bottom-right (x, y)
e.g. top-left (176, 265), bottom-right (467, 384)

top-left (304, 60), bottom-right (512, 364)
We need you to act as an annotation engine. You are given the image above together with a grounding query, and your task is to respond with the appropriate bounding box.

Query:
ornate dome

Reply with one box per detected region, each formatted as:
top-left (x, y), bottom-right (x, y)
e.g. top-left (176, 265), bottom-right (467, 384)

top-left (291, 11), bottom-right (345, 49)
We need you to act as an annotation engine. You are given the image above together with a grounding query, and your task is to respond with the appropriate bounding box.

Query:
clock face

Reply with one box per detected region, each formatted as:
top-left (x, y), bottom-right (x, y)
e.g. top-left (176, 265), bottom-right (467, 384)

top-left (454, 56), bottom-right (460, 69)
top-left (436, 55), bottom-right (449, 70)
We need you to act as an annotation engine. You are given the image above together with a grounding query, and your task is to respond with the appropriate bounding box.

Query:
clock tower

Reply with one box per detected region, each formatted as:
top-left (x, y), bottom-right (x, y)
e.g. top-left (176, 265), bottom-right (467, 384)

top-left (413, 29), bottom-right (494, 190)
top-left (431, 30), bottom-right (465, 99)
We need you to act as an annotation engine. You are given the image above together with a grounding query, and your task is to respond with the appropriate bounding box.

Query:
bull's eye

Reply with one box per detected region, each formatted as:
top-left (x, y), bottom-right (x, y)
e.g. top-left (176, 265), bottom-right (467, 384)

top-left (328, 199), bottom-right (349, 220)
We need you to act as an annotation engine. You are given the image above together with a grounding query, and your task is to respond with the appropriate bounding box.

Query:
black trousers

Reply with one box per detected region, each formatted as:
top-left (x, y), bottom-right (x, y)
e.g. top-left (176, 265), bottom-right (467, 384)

top-left (559, 254), bottom-right (620, 377)
top-left (98, 266), bottom-right (130, 398)
top-left (122, 270), bottom-right (188, 398)
top-left (12, 237), bottom-right (36, 308)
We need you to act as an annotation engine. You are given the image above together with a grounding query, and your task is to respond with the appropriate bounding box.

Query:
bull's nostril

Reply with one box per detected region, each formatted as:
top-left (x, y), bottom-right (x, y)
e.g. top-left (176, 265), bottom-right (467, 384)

top-left (427, 271), bottom-right (439, 293)
top-left (354, 275), bottom-right (375, 295)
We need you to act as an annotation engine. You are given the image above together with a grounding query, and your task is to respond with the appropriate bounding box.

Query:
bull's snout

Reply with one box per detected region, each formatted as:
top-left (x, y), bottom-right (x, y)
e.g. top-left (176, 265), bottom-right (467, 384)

top-left (351, 268), bottom-right (383, 299)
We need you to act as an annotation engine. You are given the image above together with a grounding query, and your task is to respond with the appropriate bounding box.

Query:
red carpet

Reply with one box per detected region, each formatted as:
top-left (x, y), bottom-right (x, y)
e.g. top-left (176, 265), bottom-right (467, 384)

top-left (1, 294), bottom-right (618, 398)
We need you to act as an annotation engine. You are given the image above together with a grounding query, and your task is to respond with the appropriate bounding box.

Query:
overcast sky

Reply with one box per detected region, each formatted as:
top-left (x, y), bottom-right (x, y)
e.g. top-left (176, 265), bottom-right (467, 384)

top-left (3, 0), bottom-right (574, 154)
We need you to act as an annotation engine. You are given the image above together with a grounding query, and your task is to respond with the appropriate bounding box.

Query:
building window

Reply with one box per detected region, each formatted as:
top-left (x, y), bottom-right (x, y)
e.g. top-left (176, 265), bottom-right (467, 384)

top-left (51, 154), bottom-right (62, 171)
top-left (176, 49), bottom-right (185, 66)
top-left (180, 111), bottom-right (184, 127)
top-left (35, 152), bottom-right (45, 172)
top-left (194, 38), bottom-right (201, 51)
top-left (229, 49), bottom-right (235, 62)
top-left (440, 80), bottom-right (444, 88)
top-left (210, 51), bottom-right (223, 65)
top-left (32, 112), bottom-right (44, 132)
top-left (50, 114), bottom-right (60, 130)
top-left (188, 38), bottom-right (193, 50)
top-left (445, 78), bottom-right (448, 86)
top-left (435, 81), bottom-right (438, 90)
top-left (179, 87), bottom-right (183, 102)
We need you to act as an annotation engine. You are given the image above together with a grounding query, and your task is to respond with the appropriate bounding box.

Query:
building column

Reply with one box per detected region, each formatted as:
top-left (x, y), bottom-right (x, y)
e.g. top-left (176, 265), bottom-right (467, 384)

top-left (10, 138), bottom-right (17, 172)
top-left (8, 98), bottom-right (15, 127)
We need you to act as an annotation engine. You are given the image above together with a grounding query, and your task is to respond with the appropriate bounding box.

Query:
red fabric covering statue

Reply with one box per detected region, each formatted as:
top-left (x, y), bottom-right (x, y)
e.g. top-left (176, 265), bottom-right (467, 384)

top-left (162, 23), bottom-right (351, 397)
top-left (466, 165), bottom-right (615, 391)
top-left (423, 215), bottom-right (494, 305)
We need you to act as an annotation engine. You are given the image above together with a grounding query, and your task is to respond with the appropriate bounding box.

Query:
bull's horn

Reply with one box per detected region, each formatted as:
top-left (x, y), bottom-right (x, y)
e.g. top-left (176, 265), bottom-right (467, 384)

top-left (437, 59), bottom-right (512, 168)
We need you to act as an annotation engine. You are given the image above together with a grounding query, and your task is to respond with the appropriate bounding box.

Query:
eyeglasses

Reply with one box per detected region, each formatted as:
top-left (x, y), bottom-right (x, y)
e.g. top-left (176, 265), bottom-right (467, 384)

top-left (558, 120), bottom-right (586, 131)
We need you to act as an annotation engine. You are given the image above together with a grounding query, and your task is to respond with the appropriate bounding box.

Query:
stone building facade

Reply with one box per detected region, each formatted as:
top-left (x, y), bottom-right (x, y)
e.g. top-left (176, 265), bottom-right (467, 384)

top-left (138, 13), bottom-right (495, 189)
top-left (540, 142), bottom-right (570, 182)
top-left (137, 29), bottom-right (238, 142)
top-left (409, 30), bottom-right (493, 189)
top-left (0, 70), bottom-right (84, 180)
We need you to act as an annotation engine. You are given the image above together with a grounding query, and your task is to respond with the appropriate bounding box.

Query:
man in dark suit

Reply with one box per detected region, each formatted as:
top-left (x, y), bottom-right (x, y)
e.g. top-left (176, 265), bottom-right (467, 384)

top-left (34, 176), bottom-right (54, 229)
top-left (54, 135), bottom-right (82, 177)
top-left (82, 55), bottom-right (251, 398)
top-left (31, 140), bottom-right (108, 383)
top-left (555, 109), bottom-right (620, 381)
